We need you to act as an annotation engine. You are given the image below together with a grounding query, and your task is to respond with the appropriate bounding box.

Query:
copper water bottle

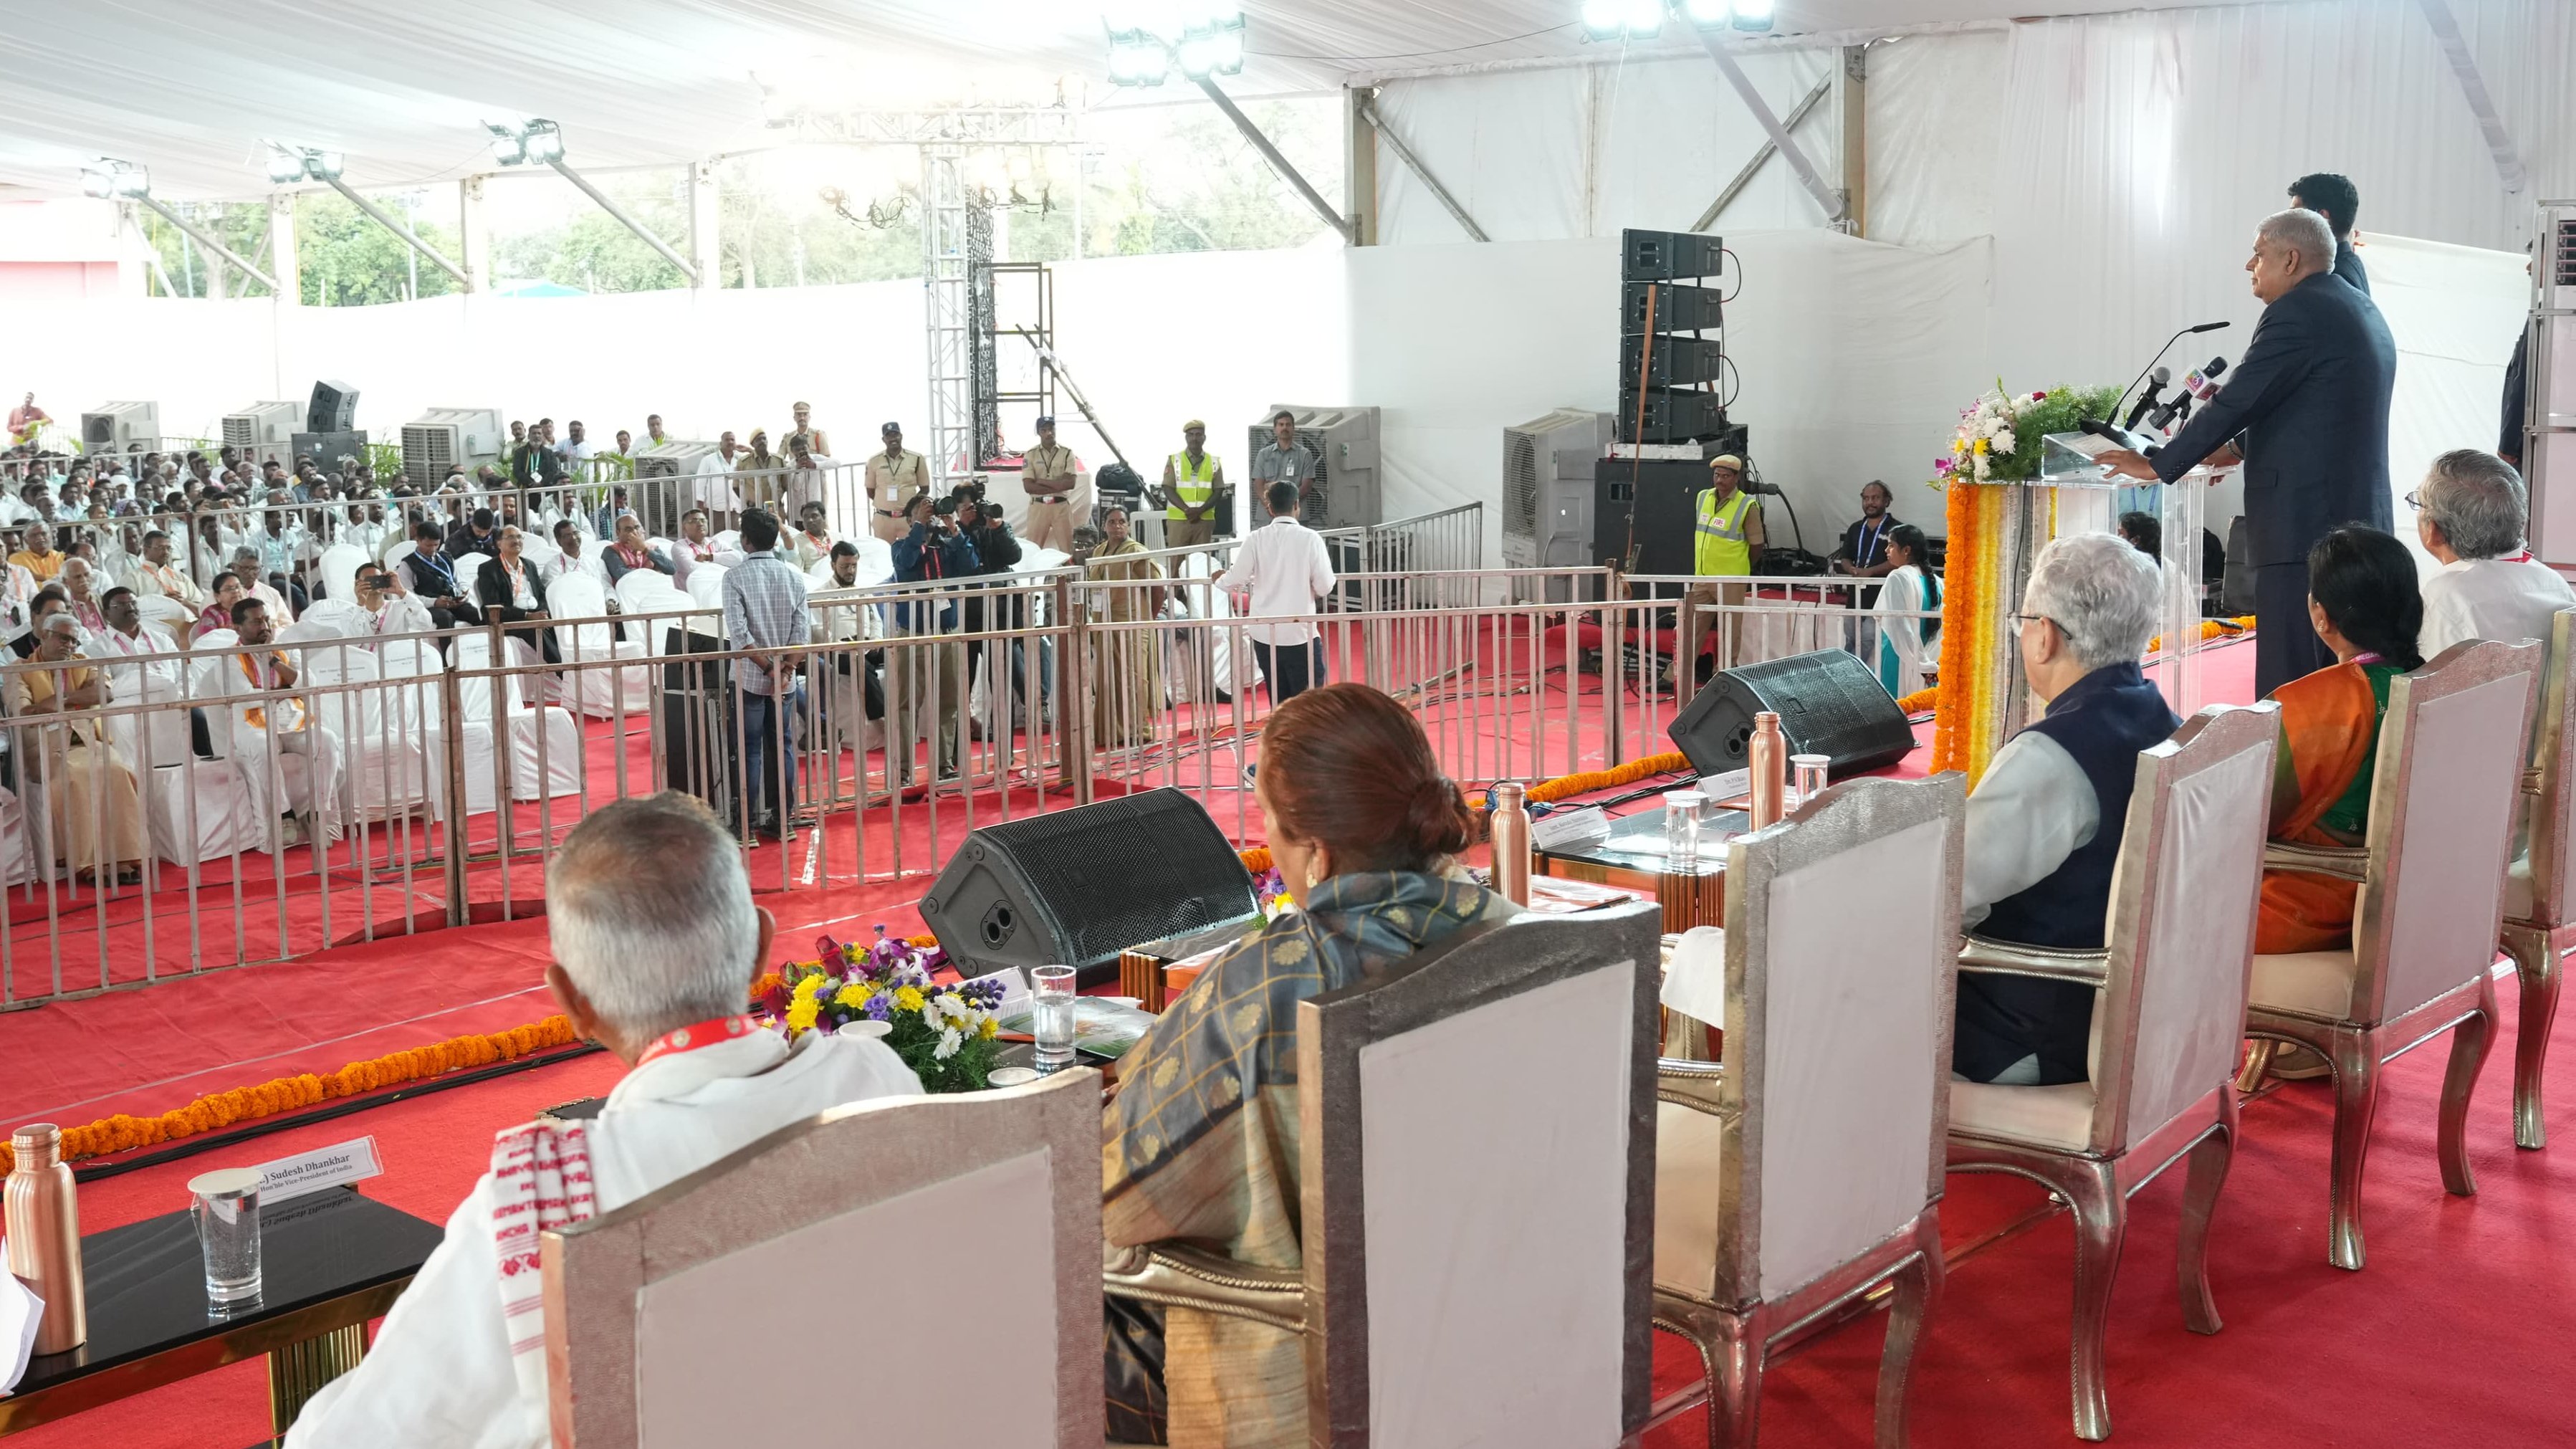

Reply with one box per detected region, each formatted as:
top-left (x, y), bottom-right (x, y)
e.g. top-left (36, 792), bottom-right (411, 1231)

top-left (1489, 781), bottom-right (1533, 906)
top-left (6, 1123), bottom-right (87, 1354)
top-left (1748, 711), bottom-right (1786, 829)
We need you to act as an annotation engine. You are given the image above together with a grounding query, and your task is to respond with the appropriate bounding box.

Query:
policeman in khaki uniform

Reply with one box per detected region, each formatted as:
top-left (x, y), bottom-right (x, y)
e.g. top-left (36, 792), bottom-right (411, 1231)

top-left (1156, 419), bottom-right (1222, 552)
top-left (1019, 415), bottom-right (1086, 553)
top-left (866, 421), bottom-right (927, 545)
top-left (1667, 452), bottom-right (1763, 692)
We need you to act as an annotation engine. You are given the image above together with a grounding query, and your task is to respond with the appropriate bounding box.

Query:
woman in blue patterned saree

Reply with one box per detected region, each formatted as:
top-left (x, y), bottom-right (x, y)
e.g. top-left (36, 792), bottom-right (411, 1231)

top-left (1101, 683), bottom-right (1511, 1448)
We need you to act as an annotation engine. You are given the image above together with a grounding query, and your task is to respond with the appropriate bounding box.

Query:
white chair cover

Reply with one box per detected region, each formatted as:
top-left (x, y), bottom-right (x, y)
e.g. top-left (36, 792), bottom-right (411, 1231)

top-left (305, 642), bottom-right (432, 817)
top-left (316, 543), bottom-right (368, 604)
top-left (445, 632), bottom-right (583, 810)
top-left (685, 563), bottom-right (729, 610)
top-left (546, 572), bottom-right (650, 718)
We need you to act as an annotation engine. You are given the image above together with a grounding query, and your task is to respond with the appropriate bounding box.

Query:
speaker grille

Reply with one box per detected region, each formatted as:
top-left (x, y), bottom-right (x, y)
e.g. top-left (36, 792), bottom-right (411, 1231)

top-left (929, 790), bottom-right (1258, 970)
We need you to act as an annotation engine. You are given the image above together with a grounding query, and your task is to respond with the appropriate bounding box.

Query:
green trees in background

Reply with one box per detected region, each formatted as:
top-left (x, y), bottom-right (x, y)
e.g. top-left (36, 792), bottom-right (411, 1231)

top-left (132, 97), bottom-right (1342, 305)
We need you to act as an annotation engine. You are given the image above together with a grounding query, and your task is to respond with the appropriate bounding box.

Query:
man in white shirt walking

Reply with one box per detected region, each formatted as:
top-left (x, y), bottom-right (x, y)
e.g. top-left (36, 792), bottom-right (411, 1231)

top-left (2412, 448), bottom-right (2574, 657)
top-left (282, 793), bottom-right (921, 1449)
top-left (1218, 480), bottom-right (1337, 709)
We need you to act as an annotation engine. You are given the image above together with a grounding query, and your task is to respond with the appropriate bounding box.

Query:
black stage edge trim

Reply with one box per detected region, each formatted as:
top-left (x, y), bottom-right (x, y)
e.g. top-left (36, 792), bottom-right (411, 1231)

top-left (72, 1042), bottom-right (605, 1184)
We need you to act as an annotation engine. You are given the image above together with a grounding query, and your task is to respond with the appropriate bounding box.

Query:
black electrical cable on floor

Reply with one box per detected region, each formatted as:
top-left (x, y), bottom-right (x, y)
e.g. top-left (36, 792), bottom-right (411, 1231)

top-left (71, 1042), bottom-right (605, 1184)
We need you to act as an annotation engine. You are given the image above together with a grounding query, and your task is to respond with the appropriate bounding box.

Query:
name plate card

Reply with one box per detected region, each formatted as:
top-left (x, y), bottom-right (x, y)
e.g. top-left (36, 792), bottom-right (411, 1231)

top-left (254, 1135), bottom-right (385, 1205)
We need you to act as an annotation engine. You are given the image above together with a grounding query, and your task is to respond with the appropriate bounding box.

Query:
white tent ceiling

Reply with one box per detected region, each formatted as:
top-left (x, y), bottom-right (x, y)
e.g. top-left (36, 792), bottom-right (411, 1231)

top-left (0, 0), bottom-right (2268, 199)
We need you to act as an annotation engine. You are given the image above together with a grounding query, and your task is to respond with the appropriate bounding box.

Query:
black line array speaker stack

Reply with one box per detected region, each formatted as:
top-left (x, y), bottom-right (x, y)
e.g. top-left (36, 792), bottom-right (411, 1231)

top-left (1618, 230), bottom-right (1730, 446)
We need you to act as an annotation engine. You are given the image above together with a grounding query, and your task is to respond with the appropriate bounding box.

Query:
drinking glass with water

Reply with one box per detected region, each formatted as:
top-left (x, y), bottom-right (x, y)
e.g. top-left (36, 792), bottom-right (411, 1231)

top-left (1032, 965), bottom-right (1078, 1071)
top-left (188, 1167), bottom-right (263, 1306)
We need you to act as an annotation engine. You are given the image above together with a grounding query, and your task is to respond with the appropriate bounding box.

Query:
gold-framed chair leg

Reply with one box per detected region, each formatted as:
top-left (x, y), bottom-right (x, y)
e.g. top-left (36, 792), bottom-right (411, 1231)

top-left (2324, 1026), bottom-right (2380, 1272)
top-left (2233, 1038), bottom-right (2278, 1094)
top-left (2439, 972), bottom-right (2501, 1196)
top-left (2062, 1157), bottom-right (2127, 1443)
top-left (1873, 1215), bottom-right (1943, 1449)
top-left (2502, 925), bottom-right (2562, 1150)
top-left (1708, 1311), bottom-right (1766, 1449)
top-left (2175, 1099), bottom-right (2237, 1336)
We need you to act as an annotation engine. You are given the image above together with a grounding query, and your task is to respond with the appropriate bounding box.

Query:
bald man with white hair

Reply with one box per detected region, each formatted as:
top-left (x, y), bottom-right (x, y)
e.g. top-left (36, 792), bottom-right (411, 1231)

top-left (284, 793), bottom-right (922, 1449)
top-left (2099, 206), bottom-right (2397, 696)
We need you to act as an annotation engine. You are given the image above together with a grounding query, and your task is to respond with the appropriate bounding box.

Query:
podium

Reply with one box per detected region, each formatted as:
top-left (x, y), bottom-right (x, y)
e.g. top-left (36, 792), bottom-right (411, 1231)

top-left (1952, 436), bottom-right (2228, 764)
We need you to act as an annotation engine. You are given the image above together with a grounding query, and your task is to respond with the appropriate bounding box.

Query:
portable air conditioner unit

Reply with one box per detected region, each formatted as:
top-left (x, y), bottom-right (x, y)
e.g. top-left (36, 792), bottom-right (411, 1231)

top-left (1501, 409), bottom-right (1614, 585)
top-left (80, 401), bottom-right (159, 454)
top-left (220, 401), bottom-right (300, 455)
top-left (398, 408), bottom-right (504, 487)
top-left (1248, 405), bottom-right (1381, 532)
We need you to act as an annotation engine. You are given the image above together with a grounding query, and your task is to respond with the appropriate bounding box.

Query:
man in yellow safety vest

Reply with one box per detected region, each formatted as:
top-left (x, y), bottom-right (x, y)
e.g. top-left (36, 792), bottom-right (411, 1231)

top-left (1669, 452), bottom-right (1764, 692)
top-left (1156, 419), bottom-right (1223, 551)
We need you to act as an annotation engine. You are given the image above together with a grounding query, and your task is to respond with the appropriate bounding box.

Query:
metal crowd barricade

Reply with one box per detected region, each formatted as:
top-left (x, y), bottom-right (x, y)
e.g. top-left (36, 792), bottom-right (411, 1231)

top-left (1, 535), bottom-right (1852, 1008)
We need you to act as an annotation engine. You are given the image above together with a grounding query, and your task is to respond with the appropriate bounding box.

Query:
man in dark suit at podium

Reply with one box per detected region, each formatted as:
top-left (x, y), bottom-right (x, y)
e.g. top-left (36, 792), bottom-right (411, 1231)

top-left (2099, 208), bottom-right (2396, 697)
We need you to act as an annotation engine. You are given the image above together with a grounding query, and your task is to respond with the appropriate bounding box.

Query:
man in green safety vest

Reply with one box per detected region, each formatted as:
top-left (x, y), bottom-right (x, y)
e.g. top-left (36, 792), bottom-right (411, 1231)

top-left (1155, 419), bottom-right (1224, 551)
top-left (1668, 452), bottom-right (1764, 692)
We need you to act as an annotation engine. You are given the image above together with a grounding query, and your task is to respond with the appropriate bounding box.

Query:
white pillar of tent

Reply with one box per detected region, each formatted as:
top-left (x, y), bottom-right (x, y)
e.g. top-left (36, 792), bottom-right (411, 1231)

top-left (459, 174), bottom-right (492, 295)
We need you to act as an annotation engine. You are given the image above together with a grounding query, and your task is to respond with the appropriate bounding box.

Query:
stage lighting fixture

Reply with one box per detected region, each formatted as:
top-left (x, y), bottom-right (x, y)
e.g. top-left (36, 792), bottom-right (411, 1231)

top-left (1625, 0), bottom-right (1663, 34)
top-left (485, 122), bottom-right (526, 166)
top-left (484, 118), bottom-right (564, 167)
top-left (1733, 0), bottom-right (1776, 30)
top-left (522, 120), bottom-right (564, 164)
top-left (267, 147), bottom-right (305, 185)
top-left (1177, 29), bottom-right (1220, 77)
top-left (1580, 0), bottom-right (1627, 38)
top-left (1682, 0), bottom-right (1732, 26)
top-left (307, 150), bottom-right (345, 180)
top-left (80, 161), bottom-right (148, 199)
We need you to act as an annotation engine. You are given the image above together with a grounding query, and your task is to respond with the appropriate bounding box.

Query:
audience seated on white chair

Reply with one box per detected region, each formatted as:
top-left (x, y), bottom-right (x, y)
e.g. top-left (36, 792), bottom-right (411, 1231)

top-left (282, 794), bottom-right (924, 1449)
top-left (1956, 532), bottom-right (2178, 1086)
top-left (2239, 527), bottom-right (2538, 1269)
top-left (214, 597), bottom-right (343, 851)
top-left (1948, 704), bottom-right (2276, 1440)
top-left (1653, 773), bottom-right (1961, 1448)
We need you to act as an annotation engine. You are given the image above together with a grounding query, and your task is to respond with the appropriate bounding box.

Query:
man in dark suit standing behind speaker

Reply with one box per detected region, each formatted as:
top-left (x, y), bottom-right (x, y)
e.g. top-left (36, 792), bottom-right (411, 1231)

top-left (2097, 208), bottom-right (2396, 697)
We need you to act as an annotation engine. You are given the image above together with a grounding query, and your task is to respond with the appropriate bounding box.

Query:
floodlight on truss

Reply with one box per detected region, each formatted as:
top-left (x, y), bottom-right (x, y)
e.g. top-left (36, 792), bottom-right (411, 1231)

top-left (1581, 0), bottom-right (1662, 39)
top-left (1677, 0), bottom-right (1774, 30)
top-left (1101, 4), bottom-right (1243, 87)
top-left (266, 145), bottom-right (345, 183)
top-left (484, 118), bottom-right (564, 166)
top-left (80, 160), bottom-right (148, 199)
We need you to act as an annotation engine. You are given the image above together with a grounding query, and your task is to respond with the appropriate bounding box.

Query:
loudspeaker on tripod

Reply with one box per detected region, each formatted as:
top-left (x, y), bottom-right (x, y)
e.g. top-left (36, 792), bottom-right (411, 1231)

top-left (921, 788), bottom-right (1261, 986)
top-left (1668, 649), bottom-right (1917, 780)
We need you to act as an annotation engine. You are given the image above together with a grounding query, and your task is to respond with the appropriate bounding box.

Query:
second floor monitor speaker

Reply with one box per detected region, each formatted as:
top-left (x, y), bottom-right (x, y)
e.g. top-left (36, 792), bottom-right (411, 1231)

top-left (921, 788), bottom-right (1260, 987)
top-left (1668, 648), bottom-right (1917, 780)
top-left (307, 379), bottom-right (359, 434)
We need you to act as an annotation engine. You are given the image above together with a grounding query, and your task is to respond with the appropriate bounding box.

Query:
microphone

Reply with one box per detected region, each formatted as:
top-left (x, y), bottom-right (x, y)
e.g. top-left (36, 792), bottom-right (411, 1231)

top-left (2190, 357), bottom-right (2230, 400)
top-left (2147, 356), bottom-right (2228, 429)
top-left (2115, 322), bottom-right (2231, 424)
top-left (2122, 366), bottom-right (2170, 429)
top-left (2079, 417), bottom-right (2145, 451)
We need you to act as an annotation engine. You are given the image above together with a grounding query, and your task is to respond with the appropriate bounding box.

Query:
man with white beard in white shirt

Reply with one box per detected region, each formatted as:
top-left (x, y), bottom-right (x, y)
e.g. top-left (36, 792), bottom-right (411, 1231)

top-left (2412, 447), bottom-right (2575, 657)
top-left (282, 793), bottom-right (923, 1448)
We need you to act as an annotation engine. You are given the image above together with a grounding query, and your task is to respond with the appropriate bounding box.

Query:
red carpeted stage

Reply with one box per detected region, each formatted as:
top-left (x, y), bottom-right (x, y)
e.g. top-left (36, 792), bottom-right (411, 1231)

top-left (13, 635), bottom-right (2571, 1447)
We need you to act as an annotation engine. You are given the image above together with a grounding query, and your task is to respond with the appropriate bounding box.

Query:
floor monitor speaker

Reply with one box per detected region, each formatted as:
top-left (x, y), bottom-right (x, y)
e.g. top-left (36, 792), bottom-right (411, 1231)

top-left (1669, 649), bottom-right (1916, 780)
top-left (921, 788), bottom-right (1260, 986)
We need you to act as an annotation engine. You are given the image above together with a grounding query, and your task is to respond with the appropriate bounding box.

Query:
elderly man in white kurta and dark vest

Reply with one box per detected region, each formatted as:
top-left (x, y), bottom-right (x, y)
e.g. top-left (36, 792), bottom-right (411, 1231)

top-left (282, 793), bottom-right (921, 1449)
top-left (1158, 419), bottom-right (1223, 553)
top-left (1667, 452), bottom-right (1763, 691)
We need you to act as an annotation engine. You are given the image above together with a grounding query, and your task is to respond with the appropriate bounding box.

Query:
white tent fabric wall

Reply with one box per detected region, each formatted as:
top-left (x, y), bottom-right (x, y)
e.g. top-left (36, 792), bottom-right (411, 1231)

top-left (1344, 231), bottom-right (1996, 568)
top-left (2356, 233), bottom-right (2529, 569)
top-left (1371, 47), bottom-right (1842, 247)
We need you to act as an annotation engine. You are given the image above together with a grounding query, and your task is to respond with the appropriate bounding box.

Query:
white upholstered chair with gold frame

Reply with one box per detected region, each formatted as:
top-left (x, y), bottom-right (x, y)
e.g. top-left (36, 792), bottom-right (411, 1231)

top-left (1946, 704), bottom-right (2278, 1441)
top-left (2499, 607), bottom-right (2576, 1149)
top-left (1651, 773), bottom-right (1965, 1448)
top-left (541, 1068), bottom-right (1103, 1449)
top-left (2239, 638), bottom-right (2539, 1271)
top-left (1103, 903), bottom-right (1664, 1449)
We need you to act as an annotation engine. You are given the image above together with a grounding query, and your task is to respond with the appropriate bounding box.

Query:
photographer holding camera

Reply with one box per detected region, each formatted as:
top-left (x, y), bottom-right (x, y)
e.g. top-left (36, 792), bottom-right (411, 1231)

top-left (888, 489), bottom-right (980, 785)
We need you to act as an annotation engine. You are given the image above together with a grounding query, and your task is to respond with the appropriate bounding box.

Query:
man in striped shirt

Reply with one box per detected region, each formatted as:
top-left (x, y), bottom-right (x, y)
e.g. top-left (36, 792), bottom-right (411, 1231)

top-left (722, 509), bottom-right (810, 839)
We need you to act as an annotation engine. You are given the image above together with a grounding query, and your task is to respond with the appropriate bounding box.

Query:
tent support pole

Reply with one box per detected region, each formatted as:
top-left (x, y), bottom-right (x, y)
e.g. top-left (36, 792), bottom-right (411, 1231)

top-left (1687, 28), bottom-right (1847, 226)
top-left (1356, 91), bottom-right (1488, 242)
top-left (1691, 72), bottom-right (1832, 233)
top-left (1196, 77), bottom-right (1352, 243)
top-left (2412, 0), bottom-right (2526, 194)
top-left (320, 176), bottom-right (472, 290)
top-left (547, 158), bottom-right (702, 285)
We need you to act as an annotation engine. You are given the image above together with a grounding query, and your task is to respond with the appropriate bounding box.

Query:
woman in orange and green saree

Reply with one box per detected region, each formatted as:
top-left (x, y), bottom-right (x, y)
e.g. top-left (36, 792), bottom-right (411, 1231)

top-left (2257, 525), bottom-right (2426, 955)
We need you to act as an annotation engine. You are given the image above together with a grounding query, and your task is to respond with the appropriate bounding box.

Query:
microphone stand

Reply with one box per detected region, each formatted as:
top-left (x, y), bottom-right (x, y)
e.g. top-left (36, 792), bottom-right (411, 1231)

top-left (2113, 325), bottom-right (2199, 425)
